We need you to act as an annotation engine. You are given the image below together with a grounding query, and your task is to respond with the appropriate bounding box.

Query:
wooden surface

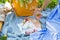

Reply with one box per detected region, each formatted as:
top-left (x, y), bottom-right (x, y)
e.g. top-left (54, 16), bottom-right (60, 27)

top-left (0, 21), bottom-right (3, 31)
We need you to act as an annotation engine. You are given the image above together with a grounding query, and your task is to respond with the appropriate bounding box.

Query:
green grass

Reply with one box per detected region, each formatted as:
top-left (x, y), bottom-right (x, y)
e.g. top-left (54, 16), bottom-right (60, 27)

top-left (47, 0), bottom-right (58, 9)
top-left (0, 36), bottom-right (7, 40)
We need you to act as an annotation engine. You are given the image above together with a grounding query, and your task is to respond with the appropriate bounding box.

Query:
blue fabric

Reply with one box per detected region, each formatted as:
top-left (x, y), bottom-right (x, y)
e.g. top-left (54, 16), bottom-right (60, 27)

top-left (30, 27), bottom-right (58, 40)
top-left (30, 4), bottom-right (60, 40)
top-left (30, 30), bottom-right (47, 40)
top-left (47, 5), bottom-right (60, 26)
top-left (2, 13), bottom-right (30, 40)
top-left (47, 4), bottom-right (60, 23)
top-left (46, 4), bottom-right (60, 40)
top-left (3, 3), bottom-right (60, 40)
top-left (1, 2), bottom-right (60, 40)
top-left (1, 10), bottom-right (49, 40)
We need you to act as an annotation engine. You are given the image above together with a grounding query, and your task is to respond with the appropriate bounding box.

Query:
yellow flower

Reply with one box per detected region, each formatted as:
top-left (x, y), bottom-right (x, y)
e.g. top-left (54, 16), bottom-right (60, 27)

top-left (4, 35), bottom-right (7, 37)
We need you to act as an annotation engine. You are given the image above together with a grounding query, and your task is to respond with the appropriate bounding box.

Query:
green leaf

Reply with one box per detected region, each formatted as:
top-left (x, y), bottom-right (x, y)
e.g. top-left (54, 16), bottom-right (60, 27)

top-left (0, 36), bottom-right (7, 40)
top-left (47, 0), bottom-right (58, 9)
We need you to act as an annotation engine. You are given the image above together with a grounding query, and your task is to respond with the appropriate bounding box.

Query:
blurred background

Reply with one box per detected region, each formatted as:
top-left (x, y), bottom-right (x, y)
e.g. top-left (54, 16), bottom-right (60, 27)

top-left (0, 0), bottom-right (58, 9)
